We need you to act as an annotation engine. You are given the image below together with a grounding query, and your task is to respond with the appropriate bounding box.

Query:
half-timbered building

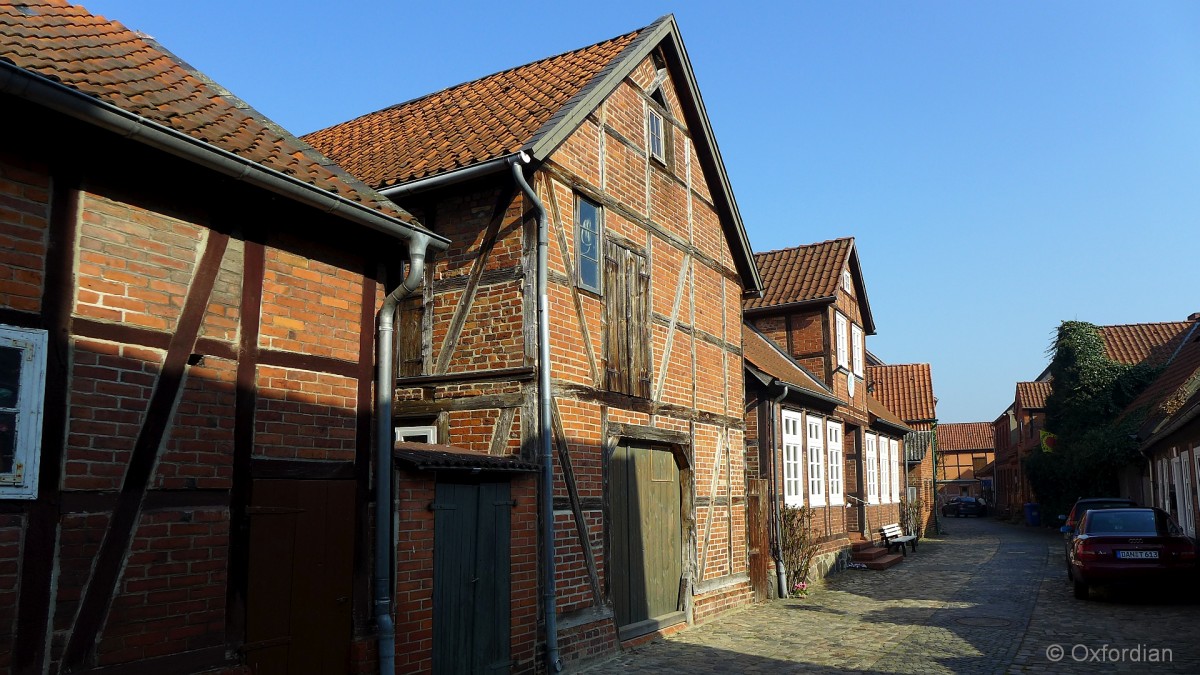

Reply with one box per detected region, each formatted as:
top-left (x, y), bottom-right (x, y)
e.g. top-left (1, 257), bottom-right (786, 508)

top-left (1, 2), bottom-right (450, 673)
top-left (304, 15), bottom-right (763, 671)
top-left (866, 362), bottom-right (938, 533)
top-left (742, 238), bottom-right (908, 584)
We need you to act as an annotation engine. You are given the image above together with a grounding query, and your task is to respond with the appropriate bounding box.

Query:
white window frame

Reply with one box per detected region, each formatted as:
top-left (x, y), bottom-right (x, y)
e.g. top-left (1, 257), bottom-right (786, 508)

top-left (879, 436), bottom-right (891, 504)
top-left (0, 326), bottom-right (48, 500)
top-left (647, 106), bottom-right (665, 162)
top-left (835, 313), bottom-right (848, 370)
top-left (865, 433), bottom-right (879, 504)
top-left (842, 268), bottom-right (853, 293)
top-left (851, 324), bottom-right (864, 377)
top-left (395, 424), bottom-right (437, 444)
top-left (826, 421), bottom-right (843, 505)
top-left (806, 414), bottom-right (825, 507)
top-left (782, 410), bottom-right (804, 507)
top-left (1180, 451), bottom-right (1195, 537)
top-left (890, 438), bottom-right (901, 504)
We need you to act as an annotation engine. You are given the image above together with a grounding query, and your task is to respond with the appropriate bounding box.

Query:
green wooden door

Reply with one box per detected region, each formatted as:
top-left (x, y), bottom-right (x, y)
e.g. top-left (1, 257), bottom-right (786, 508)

top-left (433, 479), bottom-right (511, 674)
top-left (611, 444), bottom-right (683, 632)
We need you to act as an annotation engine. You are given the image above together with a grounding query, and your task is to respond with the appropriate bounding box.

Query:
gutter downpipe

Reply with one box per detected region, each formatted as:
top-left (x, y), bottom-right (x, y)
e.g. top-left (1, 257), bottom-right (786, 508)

top-left (375, 234), bottom-right (432, 675)
top-left (511, 153), bottom-right (564, 672)
top-left (769, 383), bottom-right (790, 598)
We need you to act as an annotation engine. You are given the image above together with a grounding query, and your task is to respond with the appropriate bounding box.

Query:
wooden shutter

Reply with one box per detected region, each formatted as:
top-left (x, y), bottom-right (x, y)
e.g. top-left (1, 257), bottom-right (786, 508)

top-left (603, 240), bottom-right (651, 398)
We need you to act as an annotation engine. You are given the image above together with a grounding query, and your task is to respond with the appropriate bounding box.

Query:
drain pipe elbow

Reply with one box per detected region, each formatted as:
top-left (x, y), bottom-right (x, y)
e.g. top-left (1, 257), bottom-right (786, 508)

top-left (511, 153), bottom-right (563, 672)
top-left (376, 234), bottom-right (431, 675)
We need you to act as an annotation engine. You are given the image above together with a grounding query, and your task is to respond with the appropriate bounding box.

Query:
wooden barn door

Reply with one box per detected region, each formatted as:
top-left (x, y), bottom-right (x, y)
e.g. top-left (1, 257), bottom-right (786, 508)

top-left (244, 480), bottom-right (355, 674)
top-left (432, 479), bottom-right (512, 674)
top-left (610, 443), bottom-right (683, 636)
top-left (746, 478), bottom-right (770, 602)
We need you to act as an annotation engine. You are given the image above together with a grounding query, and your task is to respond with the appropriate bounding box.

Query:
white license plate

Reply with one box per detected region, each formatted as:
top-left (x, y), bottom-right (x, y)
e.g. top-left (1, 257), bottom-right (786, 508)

top-left (1116, 550), bottom-right (1158, 559)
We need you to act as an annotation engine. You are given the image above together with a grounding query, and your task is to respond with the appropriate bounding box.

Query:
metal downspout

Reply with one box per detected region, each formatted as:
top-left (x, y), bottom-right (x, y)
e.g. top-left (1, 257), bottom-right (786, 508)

top-left (375, 234), bottom-right (431, 675)
top-left (768, 383), bottom-right (789, 598)
top-left (511, 154), bottom-right (563, 672)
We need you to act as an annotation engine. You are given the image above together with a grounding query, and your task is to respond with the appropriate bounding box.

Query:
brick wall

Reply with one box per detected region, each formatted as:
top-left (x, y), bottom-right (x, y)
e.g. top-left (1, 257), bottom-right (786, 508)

top-left (0, 152), bottom-right (50, 314)
top-left (0, 515), bottom-right (23, 671)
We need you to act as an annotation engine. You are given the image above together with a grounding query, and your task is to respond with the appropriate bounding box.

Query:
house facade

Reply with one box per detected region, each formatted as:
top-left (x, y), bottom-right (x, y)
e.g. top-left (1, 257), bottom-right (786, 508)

top-left (934, 422), bottom-right (995, 502)
top-left (1, 2), bottom-right (450, 674)
top-left (304, 16), bottom-right (764, 670)
top-left (741, 239), bottom-right (907, 585)
top-left (866, 362), bottom-right (938, 533)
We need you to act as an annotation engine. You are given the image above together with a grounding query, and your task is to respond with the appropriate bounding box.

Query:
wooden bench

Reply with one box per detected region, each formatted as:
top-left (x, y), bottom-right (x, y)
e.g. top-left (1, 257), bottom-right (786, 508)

top-left (879, 523), bottom-right (918, 556)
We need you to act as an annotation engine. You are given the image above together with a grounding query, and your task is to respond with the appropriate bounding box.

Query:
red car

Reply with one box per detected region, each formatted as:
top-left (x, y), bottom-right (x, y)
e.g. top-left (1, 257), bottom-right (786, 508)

top-left (1066, 507), bottom-right (1198, 599)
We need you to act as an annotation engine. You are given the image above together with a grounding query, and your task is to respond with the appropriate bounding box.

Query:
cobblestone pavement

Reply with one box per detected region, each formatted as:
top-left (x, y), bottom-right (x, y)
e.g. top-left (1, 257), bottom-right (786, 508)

top-left (579, 516), bottom-right (1200, 673)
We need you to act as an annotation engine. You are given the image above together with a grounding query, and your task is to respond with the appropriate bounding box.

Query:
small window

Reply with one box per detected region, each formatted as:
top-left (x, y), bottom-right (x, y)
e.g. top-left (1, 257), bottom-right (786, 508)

top-left (647, 107), bottom-right (665, 162)
top-left (842, 269), bottom-right (852, 293)
top-left (576, 195), bottom-right (602, 293)
top-left (395, 425), bottom-right (437, 444)
top-left (1, 325), bottom-right (48, 500)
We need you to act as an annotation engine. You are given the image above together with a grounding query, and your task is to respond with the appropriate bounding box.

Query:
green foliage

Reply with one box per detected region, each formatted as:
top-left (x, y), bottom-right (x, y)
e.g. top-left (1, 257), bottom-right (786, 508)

top-left (1027, 321), bottom-right (1159, 518)
top-left (779, 505), bottom-right (819, 591)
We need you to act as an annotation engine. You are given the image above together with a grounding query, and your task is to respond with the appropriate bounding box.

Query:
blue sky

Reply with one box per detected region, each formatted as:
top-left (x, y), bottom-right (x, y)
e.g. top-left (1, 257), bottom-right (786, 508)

top-left (81, 1), bottom-right (1200, 423)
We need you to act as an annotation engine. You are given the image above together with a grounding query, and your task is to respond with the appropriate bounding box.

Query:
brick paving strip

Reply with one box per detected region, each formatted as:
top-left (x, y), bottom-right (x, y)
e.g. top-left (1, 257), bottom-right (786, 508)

top-left (579, 519), bottom-right (1200, 673)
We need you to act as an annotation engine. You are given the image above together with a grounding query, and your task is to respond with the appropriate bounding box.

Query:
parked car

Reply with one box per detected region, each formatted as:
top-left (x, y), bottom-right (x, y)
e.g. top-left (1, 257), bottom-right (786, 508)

top-left (941, 496), bottom-right (987, 518)
top-left (1066, 507), bottom-right (1198, 599)
top-left (1058, 497), bottom-right (1138, 561)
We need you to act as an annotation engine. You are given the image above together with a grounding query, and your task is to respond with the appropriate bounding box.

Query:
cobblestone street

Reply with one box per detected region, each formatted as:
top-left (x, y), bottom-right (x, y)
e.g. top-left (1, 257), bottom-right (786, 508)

top-left (581, 516), bottom-right (1200, 673)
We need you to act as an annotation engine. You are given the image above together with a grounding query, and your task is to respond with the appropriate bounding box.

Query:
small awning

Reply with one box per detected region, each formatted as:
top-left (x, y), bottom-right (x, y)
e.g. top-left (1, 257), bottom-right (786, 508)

top-left (394, 441), bottom-right (539, 473)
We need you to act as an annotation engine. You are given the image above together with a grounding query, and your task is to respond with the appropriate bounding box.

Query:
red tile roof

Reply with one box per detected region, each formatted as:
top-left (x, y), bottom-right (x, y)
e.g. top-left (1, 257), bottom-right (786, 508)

top-left (303, 30), bottom-right (642, 188)
top-left (0, 0), bottom-right (418, 226)
top-left (937, 422), bottom-right (995, 451)
top-left (866, 364), bottom-right (936, 423)
top-left (1124, 326), bottom-right (1200, 439)
top-left (743, 324), bottom-right (840, 404)
top-left (1015, 381), bottom-right (1052, 411)
top-left (745, 238), bottom-right (853, 311)
top-left (1098, 321), bottom-right (1194, 367)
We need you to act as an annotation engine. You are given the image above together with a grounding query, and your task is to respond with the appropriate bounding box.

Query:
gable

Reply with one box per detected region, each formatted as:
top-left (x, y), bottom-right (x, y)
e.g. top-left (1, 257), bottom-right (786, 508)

top-left (746, 237), bottom-right (875, 333)
top-left (302, 15), bottom-right (761, 294)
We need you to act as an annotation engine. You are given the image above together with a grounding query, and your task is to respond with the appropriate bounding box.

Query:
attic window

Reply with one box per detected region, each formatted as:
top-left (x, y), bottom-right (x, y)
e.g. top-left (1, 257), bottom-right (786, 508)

top-left (842, 269), bottom-right (852, 293)
top-left (647, 88), bottom-right (673, 168)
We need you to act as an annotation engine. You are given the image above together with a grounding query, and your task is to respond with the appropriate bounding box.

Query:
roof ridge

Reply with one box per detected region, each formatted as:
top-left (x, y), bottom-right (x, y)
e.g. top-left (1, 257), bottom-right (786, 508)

top-left (1098, 320), bottom-right (1192, 330)
top-left (303, 23), bottom-right (648, 139)
top-left (753, 236), bottom-right (854, 257)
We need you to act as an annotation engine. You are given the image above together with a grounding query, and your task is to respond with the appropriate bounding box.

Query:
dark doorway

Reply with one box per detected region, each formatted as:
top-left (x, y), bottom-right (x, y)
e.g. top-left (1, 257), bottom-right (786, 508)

top-left (610, 443), bottom-right (683, 638)
top-left (244, 479), bottom-right (355, 674)
top-left (432, 478), bottom-right (512, 674)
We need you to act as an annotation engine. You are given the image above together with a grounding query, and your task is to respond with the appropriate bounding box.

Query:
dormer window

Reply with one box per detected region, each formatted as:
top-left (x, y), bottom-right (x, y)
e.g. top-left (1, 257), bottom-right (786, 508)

top-left (842, 269), bottom-right (852, 293)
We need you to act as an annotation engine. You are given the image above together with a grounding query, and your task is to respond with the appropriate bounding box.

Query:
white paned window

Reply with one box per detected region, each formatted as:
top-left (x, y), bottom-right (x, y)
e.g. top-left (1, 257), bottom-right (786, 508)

top-left (647, 107), bottom-right (665, 162)
top-left (865, 433), bottom-right (879, 504)
top-left (890, 438), bottom-right (901, 504)
top-left (782, 411), bottom-right (804, 506)
top-left (806, 414), bottom-right (825, 506)
top-left (842, 268), bottom-right (852, 293)
top-left (826, 421), bottom-right (843, 505)
top-left (0, 326), bottom-right (48, 500)
top-left (879, 436), bottom-right (891, 504)
top-left (851, 324), bottom-right (864, 377)
top-left (835, 314), bottom-right (848, 370)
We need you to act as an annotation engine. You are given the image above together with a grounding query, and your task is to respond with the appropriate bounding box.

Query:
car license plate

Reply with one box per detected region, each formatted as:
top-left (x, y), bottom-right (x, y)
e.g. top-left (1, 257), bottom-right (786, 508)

top-left (1116, 550), bottom-right (1158, 559)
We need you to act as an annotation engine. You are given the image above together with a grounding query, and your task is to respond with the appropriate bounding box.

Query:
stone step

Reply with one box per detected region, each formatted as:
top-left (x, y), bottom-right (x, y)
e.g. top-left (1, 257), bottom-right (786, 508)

top-left (862, 553), bottom-right (905, 570)
top-left (851, 539), bottom-right (880, 552)
top-left (851, 545), bottom-right (890, 561)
